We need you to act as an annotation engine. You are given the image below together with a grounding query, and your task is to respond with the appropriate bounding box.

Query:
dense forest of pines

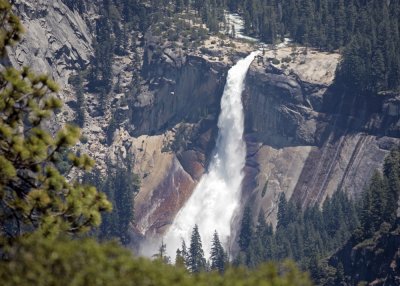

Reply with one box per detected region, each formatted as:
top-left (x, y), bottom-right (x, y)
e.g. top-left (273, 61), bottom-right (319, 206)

top-left (225, 0), bottom-right (400, 95)
top-left (236, 190), bottom-right (359, 271)
top-left (171, 148), bottom-right (399, 285)
top-left (83, 164), bottom-right (140, 245)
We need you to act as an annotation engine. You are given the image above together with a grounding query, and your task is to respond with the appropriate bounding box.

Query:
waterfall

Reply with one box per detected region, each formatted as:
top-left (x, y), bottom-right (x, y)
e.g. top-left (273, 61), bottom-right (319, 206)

top-left (164, 51), bottom-right (259, 259)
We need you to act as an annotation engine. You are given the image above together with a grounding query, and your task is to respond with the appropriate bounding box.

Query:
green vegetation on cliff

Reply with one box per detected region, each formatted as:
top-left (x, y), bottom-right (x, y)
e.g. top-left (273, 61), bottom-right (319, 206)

top-left (236, 190), bottom-right (359, 271)
top-left (83, 164), bottom-right (140, 245)
top-left (226, 0), bottom-right (400, 96)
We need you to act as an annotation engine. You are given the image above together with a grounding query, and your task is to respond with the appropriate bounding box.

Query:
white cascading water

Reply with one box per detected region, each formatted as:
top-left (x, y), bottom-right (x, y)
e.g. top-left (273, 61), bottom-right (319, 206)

top-left (164, 51), bottom-right (259, 258)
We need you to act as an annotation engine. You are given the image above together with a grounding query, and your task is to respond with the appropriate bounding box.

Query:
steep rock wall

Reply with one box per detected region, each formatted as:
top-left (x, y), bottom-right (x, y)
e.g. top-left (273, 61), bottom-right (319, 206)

top-left (242, 51), bottom-right (400, 225)
top-left (10, 0), bottom-right (93, 85)
top-left (133, 49), bottom-right (228, 135)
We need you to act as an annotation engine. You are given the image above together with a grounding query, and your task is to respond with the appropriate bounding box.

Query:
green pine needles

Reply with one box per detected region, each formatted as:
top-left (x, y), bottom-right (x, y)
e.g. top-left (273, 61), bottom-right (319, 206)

top-left (0, 0), bottom-right (111, 242)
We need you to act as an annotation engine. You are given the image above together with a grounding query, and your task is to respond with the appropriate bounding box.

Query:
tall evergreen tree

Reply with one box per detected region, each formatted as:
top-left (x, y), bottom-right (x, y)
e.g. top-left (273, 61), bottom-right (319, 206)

top-left (238, 206), bottom-right (253, 252)
top-left (181, 239), bottom-right (188, 265)
top-left (175, 239), bottom-right (189, 268)
top-left (210, 231), bottom-right (226, 273)
top-left (188, 225), bottom-right (206, 273)
top-left (360, 171), bottom-right (387, 237)
top-left (383, 148), bottom-right (400, 226)
top-left (277, 192), bottom-right (288, 229)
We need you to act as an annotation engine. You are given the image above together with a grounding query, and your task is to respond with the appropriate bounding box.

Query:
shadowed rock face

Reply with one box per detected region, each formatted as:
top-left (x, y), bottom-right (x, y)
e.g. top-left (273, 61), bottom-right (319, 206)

top-left (328, 227), bottom-right (400, 285)
top-left (132, 50), bottom-right (228, 136)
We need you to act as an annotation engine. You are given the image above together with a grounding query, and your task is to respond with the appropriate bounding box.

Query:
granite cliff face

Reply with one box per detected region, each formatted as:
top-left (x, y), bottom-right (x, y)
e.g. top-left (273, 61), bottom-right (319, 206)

top-left (132, 36), bottom-right (228, 136)
top-left (242, 48), bottom-right (400, 225)
top-left (9, 0), bottom-right (400, 245)
top-left (9, 0), bottom-right (93, 84)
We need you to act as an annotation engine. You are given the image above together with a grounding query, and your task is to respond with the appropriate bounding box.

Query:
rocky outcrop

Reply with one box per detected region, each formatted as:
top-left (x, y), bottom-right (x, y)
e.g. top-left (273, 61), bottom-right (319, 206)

top-left (128, 133), bottom-right (195, 236)
top-left (10, 0), bottom-right (93, 88)
top-left (132, 51), bottom-right (228, 135)
top-left (242, 48), bottom-right (400, 225)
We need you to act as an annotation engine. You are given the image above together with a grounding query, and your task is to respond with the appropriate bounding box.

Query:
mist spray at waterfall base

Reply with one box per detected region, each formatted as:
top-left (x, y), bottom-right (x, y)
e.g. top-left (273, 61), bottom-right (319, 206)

top-left (162, 52), bottom-right (259, 259)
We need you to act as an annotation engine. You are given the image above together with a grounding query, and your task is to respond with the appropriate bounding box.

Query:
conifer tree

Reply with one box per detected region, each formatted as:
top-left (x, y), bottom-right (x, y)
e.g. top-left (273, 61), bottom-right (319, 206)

top-left (95, 163), bottom-right (139, 244)
top-left (181, 239), bottom-right (188, 266)
top-left (154, 239), bottom-right (171, 264)
top-left (210, 230), bottom-right (226, 273)
top-left (238, 205), bottom-right (253, 252)
top-left (277, 192), bottom-right (288, 229)
top-left (69, 72), bottom-right (85, 127)
top-left (113, 164), bottom-right (139, 244)
top-left (188, 224), bottom-right (206, 273)
top-left (383, 147), bottom-right (400, 226)
top-left (175, 248), bottom-right (186, 268)
top-left (256, 212), bottom-right (267, 238)
top-left (360, 171), bottom-right (387, 237)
